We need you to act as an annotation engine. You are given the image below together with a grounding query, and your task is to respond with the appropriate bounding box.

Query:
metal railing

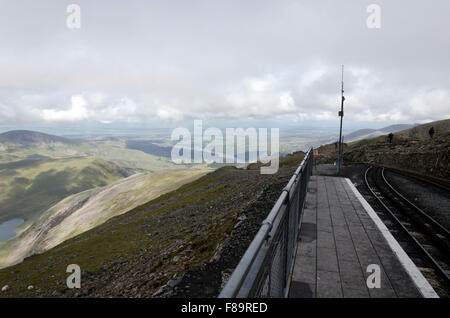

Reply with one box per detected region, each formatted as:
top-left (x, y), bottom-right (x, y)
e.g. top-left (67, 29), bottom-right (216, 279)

top-left (219, 147), bottom-right (314, 298)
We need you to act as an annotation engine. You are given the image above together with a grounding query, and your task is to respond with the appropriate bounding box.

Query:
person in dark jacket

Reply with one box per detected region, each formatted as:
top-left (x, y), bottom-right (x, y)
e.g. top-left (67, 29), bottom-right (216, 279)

top-left (429, 126), bottom-right (435, 138)
top-left (388, 132), bottom-right (394, 143)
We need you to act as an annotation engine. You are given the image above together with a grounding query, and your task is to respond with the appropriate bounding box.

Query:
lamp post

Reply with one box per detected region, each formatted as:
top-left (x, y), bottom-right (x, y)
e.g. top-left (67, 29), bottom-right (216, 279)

top-left (337, 65), bottom-right (345, 175)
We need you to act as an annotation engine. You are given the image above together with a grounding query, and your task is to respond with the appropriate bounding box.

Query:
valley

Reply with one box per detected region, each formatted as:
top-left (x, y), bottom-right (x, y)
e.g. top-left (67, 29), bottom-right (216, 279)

top-left (0, 134), bottom-right (177, 173)
top-left (0, 166), bottom-right (211, 269)
top-left (0, 120), bottom-right (448, 297)
top-left (0, 151), bottom-right (306, 297)
top-left (0, 130), bottom-right (208, 270)
top-left (0, 157), bottom-right (128, 224)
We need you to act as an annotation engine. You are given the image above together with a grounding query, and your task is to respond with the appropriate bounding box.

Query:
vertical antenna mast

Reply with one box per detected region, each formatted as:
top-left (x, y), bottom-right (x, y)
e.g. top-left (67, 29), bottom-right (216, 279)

top-left (337, 65), bottom-right (345, 175)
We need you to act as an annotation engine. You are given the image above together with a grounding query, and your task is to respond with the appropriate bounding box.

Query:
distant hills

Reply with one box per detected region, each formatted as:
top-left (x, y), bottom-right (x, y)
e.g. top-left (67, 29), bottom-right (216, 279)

top-left (393, 118), bottom-right (449, 140)
top-left (0, 130), bottom-right (177, 172)
top-left (125, 140), bottom-right (172, 158)
top-left (0, 157), bottom-right (128, 224)
top-left (0, 129), bottom-right (211, 270)
top-left (344, 124), bottom-right (415, 142)
top-left (306, 123), bottom-right (418, 150)
top-left (0, 130), bottom-right (79, 146)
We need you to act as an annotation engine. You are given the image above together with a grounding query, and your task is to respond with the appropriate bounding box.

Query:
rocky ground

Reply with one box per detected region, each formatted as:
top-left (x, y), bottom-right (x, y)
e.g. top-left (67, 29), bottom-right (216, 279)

top-left (0, 152), bottom-right (304, 298)
top-left (316, 131), bottom-right (449, 180)
top-left (165, 179), bottom-right (288, 298)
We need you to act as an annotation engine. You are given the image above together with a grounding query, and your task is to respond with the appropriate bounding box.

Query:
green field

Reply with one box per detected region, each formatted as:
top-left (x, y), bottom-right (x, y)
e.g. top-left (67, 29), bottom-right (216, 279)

top-left (0, 138), bottom-right (177, 173)
top-left (0, 157), bottom-right (127, 224)
top-left (0, 166), bottom-right (212, 268)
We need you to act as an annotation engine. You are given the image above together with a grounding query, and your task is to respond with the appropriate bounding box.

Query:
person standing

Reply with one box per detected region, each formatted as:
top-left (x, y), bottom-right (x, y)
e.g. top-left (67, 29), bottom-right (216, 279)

top-left (429, 126), bottom-right (435, 139)
top-left (388, 132), bottom-right (394, 143)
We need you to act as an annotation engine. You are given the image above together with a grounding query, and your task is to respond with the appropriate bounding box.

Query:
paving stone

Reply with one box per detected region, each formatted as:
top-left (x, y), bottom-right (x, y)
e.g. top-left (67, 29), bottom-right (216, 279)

top-left (297, 240), bottom-right (316, 258)
top-left (302, 209), bottom-right (316, 224)
top-left (317, 218), bottom-right (332, 233)
top-left (333, 225), bottom-right (352, 242)
top-left (335, 239), bottom-right (359, 262)
top-left (289, 176), bottom-right (423, 299)
top-left (292, 257), bottom-right (316, 285)
top-left (317, 230), bottom-right (335, 249)
top-left (338, 260), bottom-right (367, 290)
top-left (343, 287), bottom-right (370, 298)
top-left (294, 253), bottom-right (316, 273)
top-left (289, 281), bottom-right (315, 298)
top-left (299, 222), bottom-right (317, 240)
top-left (317, 247), bottom-right (339, 272)
top-left (317, 270), bottom-right (342, 298)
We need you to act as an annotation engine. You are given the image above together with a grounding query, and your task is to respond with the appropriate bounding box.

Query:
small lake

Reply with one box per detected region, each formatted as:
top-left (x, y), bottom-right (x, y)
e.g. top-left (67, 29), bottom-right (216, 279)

top-left (0, 218), bottom-right (24, 242)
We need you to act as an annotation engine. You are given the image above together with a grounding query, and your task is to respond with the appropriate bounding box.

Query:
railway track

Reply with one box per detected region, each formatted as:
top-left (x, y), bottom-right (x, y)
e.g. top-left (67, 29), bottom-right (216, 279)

top-left (382, 166), bottom-right (450, 193)
top-left (364, 165), bottom-right (450, 287)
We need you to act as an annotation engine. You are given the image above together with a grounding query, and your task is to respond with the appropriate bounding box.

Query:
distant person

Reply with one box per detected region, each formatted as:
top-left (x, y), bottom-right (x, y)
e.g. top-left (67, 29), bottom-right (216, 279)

top-left (388, 133), bottom-right (393, 143)
top-left (334, 141), bottom-right (338, 150)
top-left (429, 126), bottom-right (435, 139)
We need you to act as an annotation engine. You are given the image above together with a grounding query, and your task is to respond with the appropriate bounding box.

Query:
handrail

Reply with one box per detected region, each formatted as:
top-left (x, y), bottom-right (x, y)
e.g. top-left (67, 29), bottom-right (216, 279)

top-left (219, 147), bottom-right (314, 298)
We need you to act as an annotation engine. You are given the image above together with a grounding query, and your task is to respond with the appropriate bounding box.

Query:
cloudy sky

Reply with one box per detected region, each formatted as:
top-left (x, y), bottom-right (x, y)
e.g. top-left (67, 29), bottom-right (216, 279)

top-left (0, 0), bottom-right (449, 129)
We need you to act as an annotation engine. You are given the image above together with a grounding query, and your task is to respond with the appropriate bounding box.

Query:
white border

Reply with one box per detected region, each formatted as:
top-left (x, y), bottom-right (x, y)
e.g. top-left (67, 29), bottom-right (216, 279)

top-left (345, 178), bottom-right (439, 298)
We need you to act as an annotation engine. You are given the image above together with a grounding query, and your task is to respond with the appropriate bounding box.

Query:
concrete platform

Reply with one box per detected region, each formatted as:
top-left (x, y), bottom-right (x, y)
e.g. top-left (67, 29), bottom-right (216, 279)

top-left (288, 175), bottom-right (438, 298)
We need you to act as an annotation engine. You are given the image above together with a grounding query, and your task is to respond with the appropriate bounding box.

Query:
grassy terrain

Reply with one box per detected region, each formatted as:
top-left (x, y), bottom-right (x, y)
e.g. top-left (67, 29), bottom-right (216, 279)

top-left (0, 167), bottom-right (212, 269)
top-left (0, 138), bottom-right (177, 173)
top-left (0, 151), bottom-right (305, 297)
top-left (279, 135), bottom-right (328, 154)
top-left (125, 140), bottom-right (172, 158)
top-left (0, 157), bottom-right (127, 224)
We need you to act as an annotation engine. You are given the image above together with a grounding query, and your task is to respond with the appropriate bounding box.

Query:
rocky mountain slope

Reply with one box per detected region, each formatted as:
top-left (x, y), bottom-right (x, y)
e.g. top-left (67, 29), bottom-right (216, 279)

top-left (0, 151), bottom-right (305, 297)
top-left (316, 118), bottom-right (449, 179)
top-left (344, 124), bottom-right (414, 142)
top-left (0, 167), bottom-right (211, 269)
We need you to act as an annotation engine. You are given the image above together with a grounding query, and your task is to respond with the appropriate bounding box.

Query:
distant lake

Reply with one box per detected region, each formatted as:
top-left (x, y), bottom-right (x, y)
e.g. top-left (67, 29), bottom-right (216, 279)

top-left (0, 218), bottom-right (24, 242)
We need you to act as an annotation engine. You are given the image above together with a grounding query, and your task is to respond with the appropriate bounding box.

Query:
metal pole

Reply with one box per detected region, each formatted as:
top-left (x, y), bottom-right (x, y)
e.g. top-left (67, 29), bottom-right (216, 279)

top-left (337, 65), bottom-right (345, 175)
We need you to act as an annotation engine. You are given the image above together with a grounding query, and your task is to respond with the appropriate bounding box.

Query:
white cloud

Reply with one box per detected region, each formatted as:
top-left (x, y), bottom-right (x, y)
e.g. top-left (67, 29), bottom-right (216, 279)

top-left (408, 90), bottom-right (450, 118)
top-left (42, 95), bottom-right (89, 121)
top-left (298, 65), bottom-right (327, 93)
top-left (0, 1), bottom-right (449, 126)
top-left (277, 92), bottom-right (296, 112)
top-left (156, 106), bottom-right (184, 122)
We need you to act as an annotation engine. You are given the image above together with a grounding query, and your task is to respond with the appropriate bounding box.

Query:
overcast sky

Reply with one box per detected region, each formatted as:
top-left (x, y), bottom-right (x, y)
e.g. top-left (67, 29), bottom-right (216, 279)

top-left (0, 0), bottom-right (449, 128)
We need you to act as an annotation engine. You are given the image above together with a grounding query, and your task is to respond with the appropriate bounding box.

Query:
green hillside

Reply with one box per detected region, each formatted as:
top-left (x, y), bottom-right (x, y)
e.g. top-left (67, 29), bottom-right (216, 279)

top-left (0, 130), bottom-right (178, 173)
top-left (0, 167), bottom-right (211, 269)
top-left (0, 151), bottom-right (305, 298)
top-left (0, 138), bottom-right (177, 173)
top-left (0, 157), bottom-right (128, 224)
top-left (0, 130), bottom-right (79, 146)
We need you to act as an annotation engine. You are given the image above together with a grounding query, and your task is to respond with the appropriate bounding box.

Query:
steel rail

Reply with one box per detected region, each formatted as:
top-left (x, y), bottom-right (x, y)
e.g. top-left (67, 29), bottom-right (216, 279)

top-left (364, 166), bottom-right (450, 283)
top-left (384, 166), bottom-right (450, 193)
top-left (381, 168), bottom-right (450, 237)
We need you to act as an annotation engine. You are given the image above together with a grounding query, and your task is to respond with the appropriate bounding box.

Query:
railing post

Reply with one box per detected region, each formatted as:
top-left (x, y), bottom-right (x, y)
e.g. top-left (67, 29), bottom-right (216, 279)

top-left (282, 191), bottom-right (290, 293)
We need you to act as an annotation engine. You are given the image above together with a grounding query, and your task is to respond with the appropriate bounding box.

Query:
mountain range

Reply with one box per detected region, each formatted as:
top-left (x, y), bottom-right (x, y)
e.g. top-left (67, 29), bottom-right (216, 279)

top-left (343, 124), bottom-right (415, 142)
top-left (0, 130), bottom-right (79, 146)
